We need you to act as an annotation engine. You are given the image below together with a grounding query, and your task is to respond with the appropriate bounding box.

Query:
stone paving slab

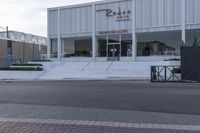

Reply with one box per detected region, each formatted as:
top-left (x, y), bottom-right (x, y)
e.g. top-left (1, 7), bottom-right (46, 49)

top-left (2, 122), bottom-right (199, 133)
top-left (0, 118), bottom-right (200, 133)
top-left (1, 104), bottom-right (200, 125)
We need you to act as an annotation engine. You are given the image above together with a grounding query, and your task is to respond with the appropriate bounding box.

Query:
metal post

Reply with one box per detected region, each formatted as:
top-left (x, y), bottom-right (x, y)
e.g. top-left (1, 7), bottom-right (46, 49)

top-left (33, 44), bottom-right (35, 61)
top-left (181, 0), bottom-right (186, 44)
top-left (151, 66), bottom-right (153, 82)
top-left (23, 33), bottom-right (25, 63)
top-left (119, 34), bottom-right (121, 59)
top-left (47, 9), bottom-right (51, 60)
top-left (57, 8), bottom-right (61, 60)
top-left (132, 0), bottom-right (136, 61)
top-left (6, 26), bottom-right (9, 38)
top-left (106, 35), bottom-right (108, 58)
top-left (164, 66), bottom-right (167, 81)
top-left (92, 4), bottom-right (96, 59)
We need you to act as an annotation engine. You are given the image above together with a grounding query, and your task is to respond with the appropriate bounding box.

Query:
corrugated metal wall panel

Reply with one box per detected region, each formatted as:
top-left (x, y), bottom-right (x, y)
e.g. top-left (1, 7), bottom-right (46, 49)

top-left (95, 0), bottom-right (132, 32)
top-left (49, 10), bottom-right (58, 37)
top-left (136, 0), bottom-right (182, 29)
top-left (48, 0), bottom-right (200, 37)
top-left (186, 0), bottom-right (200, 24)
top-left (60, 5), bottom-right (92, 36)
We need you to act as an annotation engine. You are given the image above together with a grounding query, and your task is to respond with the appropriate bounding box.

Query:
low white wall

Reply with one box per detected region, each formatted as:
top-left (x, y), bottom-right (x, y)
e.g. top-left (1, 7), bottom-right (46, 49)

top-left (136, 56), bottom-right (180, 62)
top-left (0, 71), bottom-right (43, 80)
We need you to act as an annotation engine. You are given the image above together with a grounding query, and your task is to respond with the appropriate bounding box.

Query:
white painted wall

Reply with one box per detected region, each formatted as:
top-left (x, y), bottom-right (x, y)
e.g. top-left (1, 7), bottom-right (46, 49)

top-left (0, 71), bottom-right (43, 80)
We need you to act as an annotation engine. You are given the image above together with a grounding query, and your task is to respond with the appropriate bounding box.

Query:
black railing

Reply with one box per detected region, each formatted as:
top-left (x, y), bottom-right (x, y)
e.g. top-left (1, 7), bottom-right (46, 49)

top-left (151, 66), bottom-right (181, 82)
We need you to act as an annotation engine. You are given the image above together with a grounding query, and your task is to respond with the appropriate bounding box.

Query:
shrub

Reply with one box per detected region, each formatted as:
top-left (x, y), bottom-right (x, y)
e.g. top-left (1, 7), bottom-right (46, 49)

top-left (164, 58), bottom-right (180, 61)
top-left (0, 67), bottom-right (43, 71)
top-left (31, 60), bottom-right (52, 62)
top-left (172, 68), bottom-right (181, 74)
top-left (12, 64), bottom-right (43, 66)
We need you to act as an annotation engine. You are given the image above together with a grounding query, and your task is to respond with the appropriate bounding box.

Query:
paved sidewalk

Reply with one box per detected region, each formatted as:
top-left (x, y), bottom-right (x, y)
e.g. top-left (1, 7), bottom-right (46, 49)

top-left (0, 104), bottom-right (200, 125)
top-left (1, 104), bottom-right (200, 132)
top-left (0, 118), bottom-right (200, 133)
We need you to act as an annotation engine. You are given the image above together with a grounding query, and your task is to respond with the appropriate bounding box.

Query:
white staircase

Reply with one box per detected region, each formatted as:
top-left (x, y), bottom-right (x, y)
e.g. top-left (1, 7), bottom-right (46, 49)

top-left (38, 59), bottom-right (170, 80)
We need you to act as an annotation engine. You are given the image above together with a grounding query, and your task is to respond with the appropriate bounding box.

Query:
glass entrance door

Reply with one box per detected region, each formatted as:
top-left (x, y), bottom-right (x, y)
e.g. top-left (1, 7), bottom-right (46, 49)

top-left (107, 44), bottom-right (120, 61)
top-left (107, 34), bottom-right (121, 61)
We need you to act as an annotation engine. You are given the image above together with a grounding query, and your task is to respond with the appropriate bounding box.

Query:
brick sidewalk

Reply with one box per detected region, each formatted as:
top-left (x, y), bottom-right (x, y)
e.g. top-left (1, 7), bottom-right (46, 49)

top-left (0, 118), bottom-right (199, 133)
top-left (0, 121), bottom-right (199, 133)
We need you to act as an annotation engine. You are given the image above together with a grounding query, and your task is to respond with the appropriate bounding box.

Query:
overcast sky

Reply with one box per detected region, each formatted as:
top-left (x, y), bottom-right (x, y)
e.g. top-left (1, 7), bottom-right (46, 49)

top-left (0, 0), bottom-right (100, 37)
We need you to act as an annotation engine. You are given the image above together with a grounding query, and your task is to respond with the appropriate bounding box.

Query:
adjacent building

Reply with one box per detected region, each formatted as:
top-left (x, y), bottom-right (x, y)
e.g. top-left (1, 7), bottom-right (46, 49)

top-left (0, 30), bottom-right (47, 67)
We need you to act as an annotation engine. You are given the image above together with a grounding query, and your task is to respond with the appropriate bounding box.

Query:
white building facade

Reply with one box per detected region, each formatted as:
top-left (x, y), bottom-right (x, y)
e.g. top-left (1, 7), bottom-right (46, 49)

top-left (48, 0), bottom-right (200, 62)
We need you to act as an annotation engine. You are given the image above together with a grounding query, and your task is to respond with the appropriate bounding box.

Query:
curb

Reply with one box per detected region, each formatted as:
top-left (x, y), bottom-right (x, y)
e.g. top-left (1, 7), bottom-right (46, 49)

top-left (0, 118), bottom-right (199, 131)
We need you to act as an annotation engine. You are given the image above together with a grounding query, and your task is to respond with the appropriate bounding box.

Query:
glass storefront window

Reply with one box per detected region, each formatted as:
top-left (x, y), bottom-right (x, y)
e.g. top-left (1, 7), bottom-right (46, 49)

top-left (51, 39), bottom-right (58, 58)
top-left (186, 29), bottom-right (200, 46)
top-left (62, 37), bottom-right (92, 58)
top-left (74, 39), bottom-right (92, 57)
top-left (121, 34), bottom-right (132, 57)
top-left (98, 35), bottom-right (107, 57)
top-left (137, 31), bottom-right (181, 57)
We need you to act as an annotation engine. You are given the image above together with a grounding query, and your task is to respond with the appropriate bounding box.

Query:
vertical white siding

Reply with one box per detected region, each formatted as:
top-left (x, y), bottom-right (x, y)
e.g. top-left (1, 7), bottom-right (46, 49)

top-left (95, 0), bottom-right (132, 32)
top-left (49, 10), bottom-right (58, 37)
top-left (48, 0), bottom-right (200, 37)
top-left (186, 0), bottom-right (200, 24)
top-left (136, 0), bottom-right (182, 28)
top-left (60, 6), bottom-right (92, 36)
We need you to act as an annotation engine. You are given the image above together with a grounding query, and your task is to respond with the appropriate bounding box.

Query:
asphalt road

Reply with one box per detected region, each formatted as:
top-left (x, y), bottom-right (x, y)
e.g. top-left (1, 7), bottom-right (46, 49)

top-left (0, 80), bottom-right (200, 115)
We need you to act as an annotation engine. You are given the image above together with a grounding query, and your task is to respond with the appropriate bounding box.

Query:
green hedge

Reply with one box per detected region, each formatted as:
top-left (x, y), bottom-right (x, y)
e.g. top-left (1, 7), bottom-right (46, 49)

top-left (31, 60), bottom-right (52, 62)
top-left (164, 58), bottom-right (181, 61)
top-left (0, 67), bottom-right (43, 71)
top-left (12, 64), bottom-right (43, 66)
top-left (172, 68), bottom-right (181, 74)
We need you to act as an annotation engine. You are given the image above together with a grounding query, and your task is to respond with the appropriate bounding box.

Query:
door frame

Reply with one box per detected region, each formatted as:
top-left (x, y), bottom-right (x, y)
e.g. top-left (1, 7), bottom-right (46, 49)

top-left (106, 34), bottom-right (121, 61)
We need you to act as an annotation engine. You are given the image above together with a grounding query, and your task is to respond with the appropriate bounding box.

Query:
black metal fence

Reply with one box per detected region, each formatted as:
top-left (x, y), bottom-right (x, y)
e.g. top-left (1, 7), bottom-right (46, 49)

top-left (151, 66), bottom-right (181, 82)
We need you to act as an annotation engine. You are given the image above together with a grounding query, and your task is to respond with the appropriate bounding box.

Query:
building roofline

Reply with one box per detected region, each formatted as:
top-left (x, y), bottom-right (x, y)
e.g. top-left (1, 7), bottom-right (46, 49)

top-left (0, 36), bottom-right (47, 46)
top-left (0, 31), bottom-right (47, 46)
top-left (48, 0), bottom-right (131, 11)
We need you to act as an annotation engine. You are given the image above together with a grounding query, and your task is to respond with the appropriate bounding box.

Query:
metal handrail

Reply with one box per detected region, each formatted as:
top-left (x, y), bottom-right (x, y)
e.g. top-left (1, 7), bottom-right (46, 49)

top-left (81, 57), bottom-right (96, 71)
top-left (40, 54), bottom-right (59, 60)
top-left (163, 51), bottom-right (180, 56)
top-left (106, 61), bottom-right (114, 71)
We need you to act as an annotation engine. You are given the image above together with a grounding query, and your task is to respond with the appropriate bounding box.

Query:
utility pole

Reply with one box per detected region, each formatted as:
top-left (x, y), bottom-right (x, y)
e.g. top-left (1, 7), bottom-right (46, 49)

top-left (6, 26), bottom-right (9, 38)
top-left (23, 33), bottom-right (25, 63)
top-left (6, 26), bottom-right (13, 66)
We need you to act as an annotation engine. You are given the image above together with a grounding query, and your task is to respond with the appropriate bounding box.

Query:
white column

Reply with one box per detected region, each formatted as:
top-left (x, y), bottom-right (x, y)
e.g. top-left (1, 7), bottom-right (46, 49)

top-left (181, 0), bottom-right (186, 44)
top-left (47, 10), bottom-right (51, 60)
top-left (92, 4), bottom-right (96, 59)
top-left (47, 39), bottom-right (51, 60)
top-left (61, 39), bottom-right (65, 57)
top-left (57, 8), bottom-right (62, 60)
top-left (132, 0), bottom-right (136, 61)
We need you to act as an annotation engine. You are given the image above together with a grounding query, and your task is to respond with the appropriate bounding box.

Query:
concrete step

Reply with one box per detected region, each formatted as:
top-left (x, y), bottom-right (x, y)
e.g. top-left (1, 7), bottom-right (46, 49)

top-left (38, 61), bottom-right (169, 80)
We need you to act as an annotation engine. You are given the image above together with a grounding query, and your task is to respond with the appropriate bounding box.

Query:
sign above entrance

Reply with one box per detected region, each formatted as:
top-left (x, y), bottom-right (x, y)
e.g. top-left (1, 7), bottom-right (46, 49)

top-left (98, 29), bottom-right (129, 35)
top-left (97, 7), bottom-right (131, 22)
